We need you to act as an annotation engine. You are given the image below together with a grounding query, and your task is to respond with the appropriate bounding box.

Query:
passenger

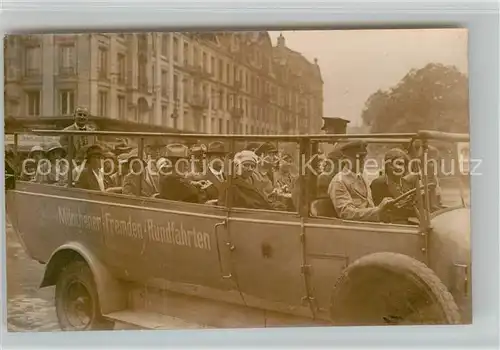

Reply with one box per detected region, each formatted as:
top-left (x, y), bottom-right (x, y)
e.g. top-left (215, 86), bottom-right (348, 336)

top-left (59, 106), bottom-right (96, 163)
top-left (36, 142), bottom-right (68, 186)
top-left (188, 144), bottom-right (207, 175)
top-left (328, 141), bottom-right (393, 222)
top-left (158, 144), bottom-right (201, 203)
top-left (103, 151), bottom-right (119, 188)
top-left (110, 152), bottom-right (130, 187)
top-left (122, 149), bottom-right (159, 197)
top-left (218, 150), bottom-right (287, 211)
top-left (273, 152), bottom-right (297, 194)
top-left (403, 145), bottom-right (443, 211)
top-left (113, 139), bottom-right (133, 157)
top-left (23, 145), bottom-right (46, 181)
top-left (252, 142), bottom-right (278, 197)
top-left (74, 144), bottom-right (106, 191)
top-left (317, 147), bottom-right (342, 197)
top-left (370, 148), bottom-right (415, 224)
top-left (370, 148), bottom-right (410, 205)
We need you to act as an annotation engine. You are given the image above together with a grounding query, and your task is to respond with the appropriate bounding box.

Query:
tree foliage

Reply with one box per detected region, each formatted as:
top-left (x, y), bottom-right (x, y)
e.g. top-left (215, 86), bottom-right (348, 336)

top-left (361, 63), bottom-right (469, 133)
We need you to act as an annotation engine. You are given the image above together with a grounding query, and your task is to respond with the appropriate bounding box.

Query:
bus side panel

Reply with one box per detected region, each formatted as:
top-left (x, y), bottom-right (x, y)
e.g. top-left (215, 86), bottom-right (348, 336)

top-left (305, 218), bottom-right (425, 317)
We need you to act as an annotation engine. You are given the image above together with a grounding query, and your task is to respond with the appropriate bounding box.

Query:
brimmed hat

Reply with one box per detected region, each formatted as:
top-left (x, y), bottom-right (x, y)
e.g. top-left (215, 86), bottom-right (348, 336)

top-left (234, 150), bottom-right (258, 165)
top-left (189, 144), bottom-right (207, 157)
top-left (326, 147), bottom-right (342, 160)
top-left (45, 141), bottom-right (67, 156)
top-left (166, 144), bottom-right (189, 159)
top-left (245, 142), bottom-right (261, 152)
top-left (384, 148), bottom-right (410, 163)
top-left (86, 144), bottom-right (105, 159)
top-left (255, 142), bottom-right (278, 156)
top-left (29, 145), bottom-right (46, 158)
top-left (124, 149), bottom-right (142, 163)
top-left (339, 140), bottom-right (367, 157)
top-left (207, 141), bottom-right (226, 155)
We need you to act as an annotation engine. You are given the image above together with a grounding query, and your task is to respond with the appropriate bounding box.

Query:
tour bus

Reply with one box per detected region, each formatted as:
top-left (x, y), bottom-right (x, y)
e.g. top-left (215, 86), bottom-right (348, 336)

top-left (5, 129), bottom-right (471, 330)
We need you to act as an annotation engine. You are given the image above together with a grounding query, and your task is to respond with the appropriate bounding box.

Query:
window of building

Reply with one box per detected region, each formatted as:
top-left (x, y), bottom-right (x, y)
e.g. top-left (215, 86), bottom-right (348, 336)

top-left (202, 52), bottom-right (208, 71)
top-left (173, 37), bottom-right (179, 62)
top-left (117, 53), bottom-right (126, 84)
top-left (226, 120), bottom-right (230, 133)
top-left (218, 89), bottom-right (224, 110)
top-left (183, 42), bottom-right (189, 64)
top-left (161, 105), bottom-right (168, 125)
top-left (98, 90), bottom-right (108, 117)
top-left (97, 47), bottom-right (108, 79)
top-left (218, 59), bottom-right (223, 81)
top-left (138, 57), bottom-right (147, 91)
top-left (193, 46), bottom-right (199, 66)
top-left (173, 74), bottom-right (179, 99)
top-left (26, 90), bottom-right (41, 116)
top-left (161, 34), bottom-right (169, 57)
top-left (59, 90), bottom-right (75, 116)
top-left (25, 47), bottom-right (41, 76)
top-left (184, 77), bottom-right (190, 100)
top-left (226, 64), bottom-right (231, 84)
top-left (210, 57), bottom-right (215, 76)
top-left (117, 95), bottom-right (126, 120)
top-left (58, 44), bottom-right (75, 75)
top-left (161, 70), bottom-right (168, 97)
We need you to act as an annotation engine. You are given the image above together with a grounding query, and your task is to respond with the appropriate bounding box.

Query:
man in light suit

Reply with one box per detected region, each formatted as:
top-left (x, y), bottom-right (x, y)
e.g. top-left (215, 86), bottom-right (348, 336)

top-left (59, 106), bottom-right (97, 162)
top-left (328, 141), bottom-right (392, 222)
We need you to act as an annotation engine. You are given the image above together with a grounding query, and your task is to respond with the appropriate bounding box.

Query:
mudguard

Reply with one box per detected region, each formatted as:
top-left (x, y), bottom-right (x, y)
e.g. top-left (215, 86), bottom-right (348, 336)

top-left (40, 241), bottom-right (127, 315)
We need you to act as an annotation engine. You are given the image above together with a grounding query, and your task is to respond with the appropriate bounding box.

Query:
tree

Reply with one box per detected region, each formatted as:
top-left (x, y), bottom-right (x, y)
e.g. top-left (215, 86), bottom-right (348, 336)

top-left (361, 63), bottom-right (469, 134)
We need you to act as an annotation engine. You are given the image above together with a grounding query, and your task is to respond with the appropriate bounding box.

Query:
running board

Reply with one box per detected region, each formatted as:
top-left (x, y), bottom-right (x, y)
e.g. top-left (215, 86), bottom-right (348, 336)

top-left (111, 286), bottom-right (330, 329)
top-left (104, 310), bottom-right (213, 330)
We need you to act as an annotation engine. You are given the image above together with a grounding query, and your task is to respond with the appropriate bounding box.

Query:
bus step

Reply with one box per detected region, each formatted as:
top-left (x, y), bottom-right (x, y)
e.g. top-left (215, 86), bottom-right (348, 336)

top-left (104, 309), bottom-right (212, 330)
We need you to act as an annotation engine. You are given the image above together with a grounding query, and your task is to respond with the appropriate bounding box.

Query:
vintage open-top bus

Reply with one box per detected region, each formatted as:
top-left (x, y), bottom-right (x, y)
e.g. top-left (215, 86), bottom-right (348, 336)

top-left (5, 129), bottom-right (471, 330)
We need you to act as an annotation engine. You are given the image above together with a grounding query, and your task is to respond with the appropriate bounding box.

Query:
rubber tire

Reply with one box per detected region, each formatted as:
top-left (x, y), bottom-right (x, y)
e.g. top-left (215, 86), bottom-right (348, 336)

top-left (330, 252), bottom-right (461, 326)
top-left (55, 260), bottom-right (115, 331)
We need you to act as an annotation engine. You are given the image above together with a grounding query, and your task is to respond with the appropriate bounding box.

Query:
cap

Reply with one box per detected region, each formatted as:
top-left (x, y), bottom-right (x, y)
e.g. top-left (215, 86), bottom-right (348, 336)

top-left (207, 141), bottom-right (226, 155)
top-left (166, 144), bottom-right (189, 159)
top-left (46, 141), bottom-right (66, 156)
top-left (339, 140), bottom-right (367, 156)
top-left (255, 142), bottom-right (278, 156)
top-left (86, 144), bottom-right (105, 158)
top-left (29, 145), bottom-right (46, 157)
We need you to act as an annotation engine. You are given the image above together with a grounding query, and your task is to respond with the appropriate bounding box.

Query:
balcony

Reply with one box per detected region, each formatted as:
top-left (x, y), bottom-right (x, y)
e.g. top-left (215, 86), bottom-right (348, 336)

top-left (230, 107), bottom-right (244, 119)
top-left (189, 94), bottom-right (208, 110)
top-left (57, 66), bottom-right (76, 78)
top-left (22, 69), bottom-right (42, 82)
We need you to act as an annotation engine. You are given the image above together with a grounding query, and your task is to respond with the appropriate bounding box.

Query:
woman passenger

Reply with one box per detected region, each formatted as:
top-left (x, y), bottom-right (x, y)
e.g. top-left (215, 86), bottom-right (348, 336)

top-left (36, 142), bottom-right (68, 186)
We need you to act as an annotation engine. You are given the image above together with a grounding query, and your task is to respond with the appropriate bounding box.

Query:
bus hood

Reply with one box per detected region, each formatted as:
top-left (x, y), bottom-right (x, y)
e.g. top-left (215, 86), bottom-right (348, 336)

top-left (430, 207), bottom-right (470, 258)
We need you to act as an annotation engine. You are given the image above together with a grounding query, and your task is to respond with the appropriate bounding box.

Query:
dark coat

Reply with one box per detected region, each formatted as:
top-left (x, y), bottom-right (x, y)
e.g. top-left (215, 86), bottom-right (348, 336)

top-left (75, 168), bottom-right (103, 191)
top-left (158, 175), bottom-right (200, 203)
top-left (218, 177), bottom-right (286, 211)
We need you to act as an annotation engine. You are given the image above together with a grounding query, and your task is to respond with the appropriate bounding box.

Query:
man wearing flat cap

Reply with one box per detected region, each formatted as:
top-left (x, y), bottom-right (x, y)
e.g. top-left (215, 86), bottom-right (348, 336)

top-left (328, 140), bottom-right (392, 222)
top-left (158, 144), bottom-right (201, 203)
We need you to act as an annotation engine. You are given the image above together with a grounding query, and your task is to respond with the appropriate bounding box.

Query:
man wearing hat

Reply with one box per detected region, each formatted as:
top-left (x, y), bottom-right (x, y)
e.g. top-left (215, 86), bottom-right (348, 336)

top-left (36, 141), bottom-right (68, 186)
top-left (75, 144), bottom-right (106, 191)
top-left (158, 144), bottom-right (201, 203)
top-left (328, 140), bottom-right (393, 222)
top-left (122, 149), bottom-right (159, 197)
top-left (59, 106), bottom-right (97, 162)
top-left (252, 142), bottom-right (279, 198)
top-left (317, 147), bottom-right (342, 198)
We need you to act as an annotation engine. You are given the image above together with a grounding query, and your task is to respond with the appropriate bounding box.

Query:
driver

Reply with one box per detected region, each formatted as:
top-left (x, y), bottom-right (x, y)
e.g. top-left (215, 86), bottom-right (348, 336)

top-left (328, 140), bottom-right (392, 222)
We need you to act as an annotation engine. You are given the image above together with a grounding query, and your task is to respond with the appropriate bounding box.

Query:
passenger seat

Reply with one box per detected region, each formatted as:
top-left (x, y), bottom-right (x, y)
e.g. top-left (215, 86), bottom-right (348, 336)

top-left (310, 196), bottom-right (338, 218)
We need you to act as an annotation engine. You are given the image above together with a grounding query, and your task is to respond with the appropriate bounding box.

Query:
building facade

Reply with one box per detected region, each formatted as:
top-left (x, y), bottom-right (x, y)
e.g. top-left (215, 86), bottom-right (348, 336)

top-left (5, 32), bottom-right (323, 134)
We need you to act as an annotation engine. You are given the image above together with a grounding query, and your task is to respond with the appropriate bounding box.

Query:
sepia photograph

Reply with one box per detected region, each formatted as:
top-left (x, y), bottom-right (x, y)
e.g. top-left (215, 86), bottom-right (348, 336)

top-left (4, 28), bottom-right (470, 332)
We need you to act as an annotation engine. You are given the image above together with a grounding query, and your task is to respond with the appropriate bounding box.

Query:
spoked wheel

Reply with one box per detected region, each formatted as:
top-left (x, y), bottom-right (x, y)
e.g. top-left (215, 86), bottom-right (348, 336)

top-left (330, 253), bottom-right (461, 326)
top-left (55, 261), bottom-right (114, 331)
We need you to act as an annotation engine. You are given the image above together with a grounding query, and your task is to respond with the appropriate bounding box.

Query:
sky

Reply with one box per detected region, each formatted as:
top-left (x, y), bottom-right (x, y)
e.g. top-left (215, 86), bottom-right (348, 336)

top-left (268, 29), bottom-right (468, 126)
